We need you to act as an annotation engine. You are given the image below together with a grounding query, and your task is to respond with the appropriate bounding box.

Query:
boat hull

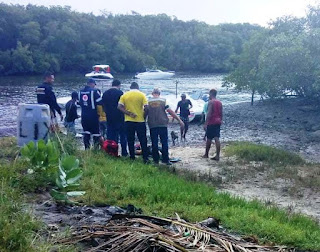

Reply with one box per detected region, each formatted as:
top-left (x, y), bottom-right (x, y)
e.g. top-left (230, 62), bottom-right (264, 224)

top-left (85, 72), bottom-right (114, 79)
top-left (135, 71), bottom-right (175, 80)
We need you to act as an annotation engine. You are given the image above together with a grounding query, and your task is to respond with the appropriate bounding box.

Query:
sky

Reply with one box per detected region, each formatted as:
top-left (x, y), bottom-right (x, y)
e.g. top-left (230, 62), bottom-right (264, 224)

top-left (2, 0), bottom-right (318, 26)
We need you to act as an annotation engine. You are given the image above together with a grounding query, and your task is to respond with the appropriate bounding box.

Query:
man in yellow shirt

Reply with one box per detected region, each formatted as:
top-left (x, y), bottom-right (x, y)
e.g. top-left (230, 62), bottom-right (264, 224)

top-left (118, 82), bottom-right (149, 163)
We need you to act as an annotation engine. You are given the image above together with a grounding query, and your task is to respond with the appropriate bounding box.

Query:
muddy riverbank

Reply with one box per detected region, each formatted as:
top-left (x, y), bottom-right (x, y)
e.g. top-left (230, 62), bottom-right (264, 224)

top-left (168, 98), bottom-right (320, 162)
top-left (167, 98), bottom-right (320, 222)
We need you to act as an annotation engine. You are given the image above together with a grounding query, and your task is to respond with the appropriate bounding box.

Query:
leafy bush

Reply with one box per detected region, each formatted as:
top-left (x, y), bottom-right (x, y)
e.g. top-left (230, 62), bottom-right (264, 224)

top-left (21, 139), bottom-right (84, 203)
top-left (224, 141), bottom-right (305, 165)
top-left (50, 155), bottom-right (85, 203)
top-left (21, 139), bottom-right (59, 172)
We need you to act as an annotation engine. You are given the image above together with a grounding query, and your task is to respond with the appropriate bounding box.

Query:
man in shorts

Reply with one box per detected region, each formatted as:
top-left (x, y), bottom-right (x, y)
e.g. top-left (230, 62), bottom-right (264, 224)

top-left (203, 89), bottom-right (222, 161)
top-left (175, 93), bottom-right (192, 140)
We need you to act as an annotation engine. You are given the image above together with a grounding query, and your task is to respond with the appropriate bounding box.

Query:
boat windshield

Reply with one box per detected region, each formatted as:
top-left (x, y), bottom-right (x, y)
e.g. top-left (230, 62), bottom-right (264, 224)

top-left (93, 66), bottom-right (110, 73)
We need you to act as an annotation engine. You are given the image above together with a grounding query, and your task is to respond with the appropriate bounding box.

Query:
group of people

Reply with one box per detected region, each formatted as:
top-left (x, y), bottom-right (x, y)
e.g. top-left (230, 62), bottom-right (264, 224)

top-left (36, 71), bottom-right (223, 163)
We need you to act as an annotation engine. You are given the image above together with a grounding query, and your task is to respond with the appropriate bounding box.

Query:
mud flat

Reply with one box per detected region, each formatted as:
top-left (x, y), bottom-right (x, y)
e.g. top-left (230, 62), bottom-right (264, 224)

top-left (168, 98), bottom-right (320, 162)
top-left (167, 98), bottom-right (320, 221)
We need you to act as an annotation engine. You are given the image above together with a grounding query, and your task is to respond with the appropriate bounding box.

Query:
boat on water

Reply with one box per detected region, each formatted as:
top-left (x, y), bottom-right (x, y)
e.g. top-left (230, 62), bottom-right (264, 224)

top-left (85, 65), bottom-right (113, 79)
top-left (135, 69), bottom-right (175, 80)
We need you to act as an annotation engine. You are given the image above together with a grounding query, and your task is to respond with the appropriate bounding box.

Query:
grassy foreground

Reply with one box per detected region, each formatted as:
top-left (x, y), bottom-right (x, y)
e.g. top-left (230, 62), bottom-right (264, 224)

top-left (80, 151), bottom-right (320, 250)
top-left (1, 137), bottom-right (320, 251)
top-left (0, 138), bottom-right (75, 252)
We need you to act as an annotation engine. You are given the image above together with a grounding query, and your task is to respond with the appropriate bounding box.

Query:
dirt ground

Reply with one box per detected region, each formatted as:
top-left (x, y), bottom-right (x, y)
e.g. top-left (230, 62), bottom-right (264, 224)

top-left (167, 98), bottom-right (320, 222)
top-left (170, 146), bottom-right (320, 222)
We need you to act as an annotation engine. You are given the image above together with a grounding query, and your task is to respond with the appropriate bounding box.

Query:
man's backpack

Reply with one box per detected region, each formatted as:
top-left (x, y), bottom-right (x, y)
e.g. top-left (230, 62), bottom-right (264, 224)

top-left (102, 140), bottom-right (119, 157)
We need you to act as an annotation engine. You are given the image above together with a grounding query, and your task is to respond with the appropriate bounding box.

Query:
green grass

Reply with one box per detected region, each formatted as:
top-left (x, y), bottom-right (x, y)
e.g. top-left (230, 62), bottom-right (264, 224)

top-left (79, 151), bottom-right (320, 250)
top-left (0, 138), bottom-right (75, 252)
top-left (224, 141), bottom-right (305, 165)
top-left (0, 178), bottom-right (41, 252)
top-left (1, 137), bottom-right (320, 251)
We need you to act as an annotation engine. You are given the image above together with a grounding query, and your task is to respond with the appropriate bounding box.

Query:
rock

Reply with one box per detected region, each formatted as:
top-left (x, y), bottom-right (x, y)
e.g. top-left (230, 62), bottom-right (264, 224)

top-left (83, 208), bottom-right (94, 215)
top-left (199, 217), bottom-right (220, 229)
top-left (290, 136), bottom-right (300, 141)
top-left (106, 205), bottom-right (126, 215)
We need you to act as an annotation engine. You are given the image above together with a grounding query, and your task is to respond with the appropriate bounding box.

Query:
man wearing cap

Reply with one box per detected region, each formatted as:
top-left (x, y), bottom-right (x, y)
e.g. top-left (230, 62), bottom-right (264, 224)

top-left (79, 78), bottom-right (102, 149)
top-left (147, 88), bottom-right (184, 165)
top-left (36, 71), bottom-right (63, 131)
top-left (175, 93), bottom-right (193, 141)
top-left (117, 82), bottom-right (149, 163)
top-left (64, 91), bottom-right (80, 135)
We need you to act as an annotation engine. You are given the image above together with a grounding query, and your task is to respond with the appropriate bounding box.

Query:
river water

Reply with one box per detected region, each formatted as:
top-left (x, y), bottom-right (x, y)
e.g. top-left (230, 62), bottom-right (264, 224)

top-left (0, 73), bottom-right (251, 137)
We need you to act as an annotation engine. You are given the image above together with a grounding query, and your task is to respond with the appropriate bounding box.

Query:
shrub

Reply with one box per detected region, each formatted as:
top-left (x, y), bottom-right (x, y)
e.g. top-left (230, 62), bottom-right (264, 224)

top-left (224, 142), bottom-right (304, 165)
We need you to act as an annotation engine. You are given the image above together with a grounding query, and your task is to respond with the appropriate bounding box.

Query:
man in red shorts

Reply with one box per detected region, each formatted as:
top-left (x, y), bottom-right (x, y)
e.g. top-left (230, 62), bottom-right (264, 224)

top-left (203, 89), bottom-right (223, 161)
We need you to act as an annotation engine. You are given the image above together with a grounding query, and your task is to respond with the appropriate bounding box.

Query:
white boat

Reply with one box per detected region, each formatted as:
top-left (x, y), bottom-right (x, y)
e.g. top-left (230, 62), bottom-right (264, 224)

top-left (135, 69), bottom-right (175, 80)
top-left (57, 96), bottom-right (72, 108)
top-left (85, 65), bottom-right (113, 79)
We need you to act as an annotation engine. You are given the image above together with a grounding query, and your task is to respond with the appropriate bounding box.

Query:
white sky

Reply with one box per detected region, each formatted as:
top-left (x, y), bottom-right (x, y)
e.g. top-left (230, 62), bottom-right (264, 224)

top-left (2, 0), bottom-right (318, 26)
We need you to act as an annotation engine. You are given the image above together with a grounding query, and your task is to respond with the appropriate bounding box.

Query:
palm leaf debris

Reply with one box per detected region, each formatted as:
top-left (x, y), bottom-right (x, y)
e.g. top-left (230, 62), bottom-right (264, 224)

top-left (58, 214), bottom-right (292, 251)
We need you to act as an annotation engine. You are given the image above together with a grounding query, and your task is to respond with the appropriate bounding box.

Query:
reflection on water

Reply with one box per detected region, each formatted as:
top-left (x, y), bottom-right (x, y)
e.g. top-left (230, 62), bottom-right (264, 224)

top-left (0, 73), bottom-right (251, 136)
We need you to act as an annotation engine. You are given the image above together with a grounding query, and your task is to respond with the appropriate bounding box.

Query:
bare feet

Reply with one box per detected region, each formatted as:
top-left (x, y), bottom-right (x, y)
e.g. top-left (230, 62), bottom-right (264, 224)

top-left (211, 156), bottom-right (220, 161)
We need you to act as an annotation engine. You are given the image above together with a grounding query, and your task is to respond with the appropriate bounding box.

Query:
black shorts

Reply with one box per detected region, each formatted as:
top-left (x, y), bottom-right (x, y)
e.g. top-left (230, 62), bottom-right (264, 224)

top-left (206, 124), bottom-right (220, 139)
top-left (180, 116), bottom-right (189, 131)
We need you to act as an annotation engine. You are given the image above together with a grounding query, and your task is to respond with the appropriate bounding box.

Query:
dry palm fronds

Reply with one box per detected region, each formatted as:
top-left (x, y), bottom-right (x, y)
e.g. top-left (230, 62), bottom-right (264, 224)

top-left (58, 214), bottom-right (292, 252)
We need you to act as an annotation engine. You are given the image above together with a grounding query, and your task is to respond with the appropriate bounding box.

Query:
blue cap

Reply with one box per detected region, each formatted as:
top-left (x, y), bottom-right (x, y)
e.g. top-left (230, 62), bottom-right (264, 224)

top-left (87, 78), bottom-right (96, 85)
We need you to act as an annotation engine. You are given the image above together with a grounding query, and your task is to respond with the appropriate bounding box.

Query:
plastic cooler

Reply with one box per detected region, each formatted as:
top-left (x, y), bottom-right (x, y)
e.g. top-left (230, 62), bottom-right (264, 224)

top-left (17, 103), bottom-right (51, 146)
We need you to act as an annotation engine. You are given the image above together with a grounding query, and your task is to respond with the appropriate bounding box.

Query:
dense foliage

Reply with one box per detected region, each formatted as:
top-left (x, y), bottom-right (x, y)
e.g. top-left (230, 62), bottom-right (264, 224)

top-left (225, 5), bottom-right (320, 101)
top-left (0, 3), bottom-right (261, 75)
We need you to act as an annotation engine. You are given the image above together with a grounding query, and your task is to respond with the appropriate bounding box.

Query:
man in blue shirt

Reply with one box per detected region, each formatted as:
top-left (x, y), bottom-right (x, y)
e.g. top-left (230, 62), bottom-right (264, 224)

top-left (102, 79), bottom-right (128, 156)
top-left (79, 78), bottom-right (102, 149)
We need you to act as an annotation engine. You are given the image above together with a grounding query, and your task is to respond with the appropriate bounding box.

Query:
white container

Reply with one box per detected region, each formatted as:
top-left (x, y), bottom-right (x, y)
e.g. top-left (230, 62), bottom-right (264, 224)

top-left (17, 103), bottom-right (51, 146)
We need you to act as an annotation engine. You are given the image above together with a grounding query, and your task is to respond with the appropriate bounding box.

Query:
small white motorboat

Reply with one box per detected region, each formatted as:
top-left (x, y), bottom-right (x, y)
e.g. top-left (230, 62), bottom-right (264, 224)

top-left (85, 65), bottom-right (114, 79)
top-left (135, 69), bottom-right (175, 80)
